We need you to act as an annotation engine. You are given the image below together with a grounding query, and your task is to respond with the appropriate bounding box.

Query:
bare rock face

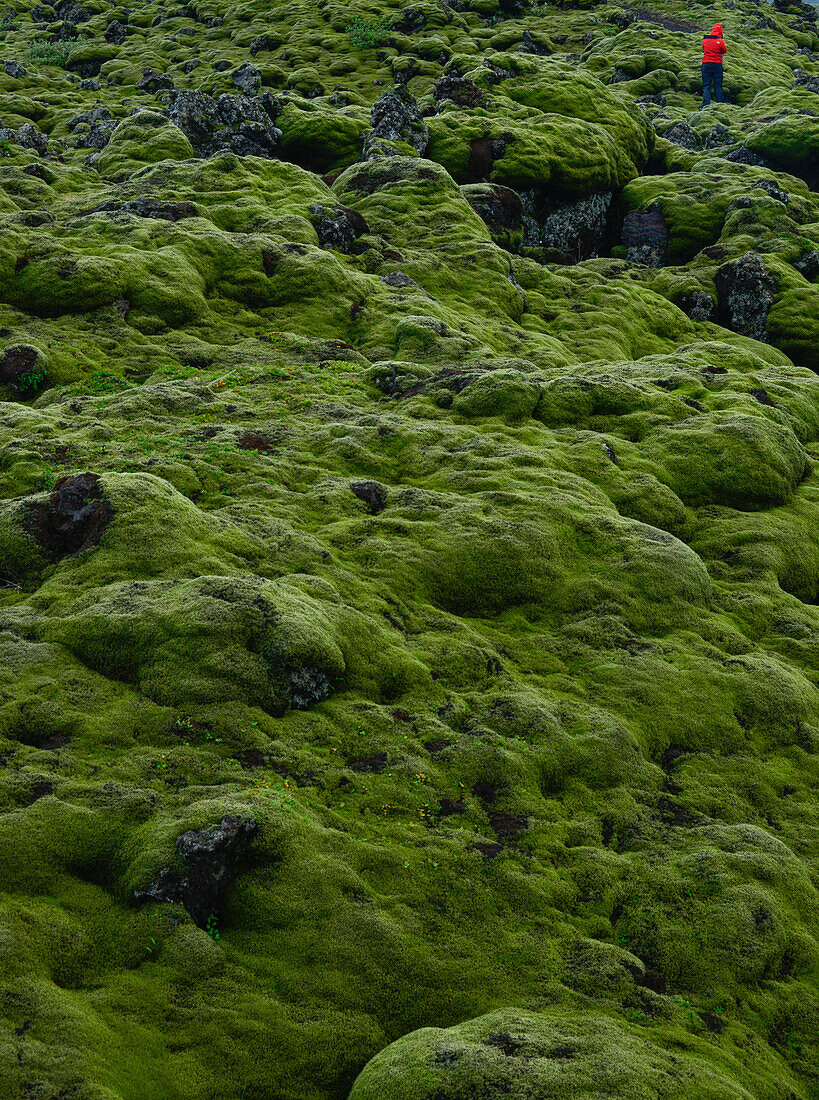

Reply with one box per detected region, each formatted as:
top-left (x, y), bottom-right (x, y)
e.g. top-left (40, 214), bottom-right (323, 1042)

top-left (351, 480), bottom-right (387, 515)
top-left (622, 202), bottom-right (669, 267)
top-left (310, 203), bottom-right (369, 253)
top-left (233, 62), bottom-right (262, 97)
top-left (676, 290), bottom-right (715, 321)
top-left (794, 68), bottom-right (819, 93)
top-left (795, 249), bottom-right (819, 281)
top-left (460, 183), bottom-right (522, 247)
top-left (433, 72), bottom-right (483, 109)
top-left (136, 67), bottom-right (174, 94)
top-left (68, 105), bottom-right (117, 149)
top-left (663, 121), bottom-right (699, 150)
top-left (715, 251), bottom-right (777, 342)
top-left (22, 472), bottom-right (113, 560)
top-left (361, 85), bottom-right (429, 159)
top-left (134, 815), bottom-right (259, 929)
top-left (0, 343), bottom-right (48, 397)
top-left (519, 190), bottom-right (612, 262)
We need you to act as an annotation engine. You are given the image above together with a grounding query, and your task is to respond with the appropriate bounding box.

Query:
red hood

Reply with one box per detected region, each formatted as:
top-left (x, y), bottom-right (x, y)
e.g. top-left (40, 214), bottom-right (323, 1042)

top-left (712, 24), bottom-right (723, 35)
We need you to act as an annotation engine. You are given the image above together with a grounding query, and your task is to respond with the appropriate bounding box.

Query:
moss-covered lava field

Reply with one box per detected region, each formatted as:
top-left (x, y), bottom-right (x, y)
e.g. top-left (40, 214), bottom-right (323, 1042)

top-left (0, 0), bottom-right (819, 1096)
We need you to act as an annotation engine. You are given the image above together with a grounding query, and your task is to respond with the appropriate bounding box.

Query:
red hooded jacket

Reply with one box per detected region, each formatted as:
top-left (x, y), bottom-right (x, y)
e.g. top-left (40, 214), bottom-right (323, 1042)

top-left (703, 24), bottom-right (727, 64)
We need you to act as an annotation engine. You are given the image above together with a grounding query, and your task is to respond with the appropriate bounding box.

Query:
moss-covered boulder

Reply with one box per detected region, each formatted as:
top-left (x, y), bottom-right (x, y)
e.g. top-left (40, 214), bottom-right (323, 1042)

top-left (348, 1007), bottom-right (756, 1099)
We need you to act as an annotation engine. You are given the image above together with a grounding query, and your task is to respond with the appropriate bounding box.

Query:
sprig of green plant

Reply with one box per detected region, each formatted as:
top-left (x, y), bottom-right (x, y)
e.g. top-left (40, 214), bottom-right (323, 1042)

top-left (15, 366), bottom-right (48, 393)
top-left (205, 914), bottom-right (220, 941)
top-left (25, 38), bottom-right (73, 67)
top-left (346, 15), bottom-right (394, 49)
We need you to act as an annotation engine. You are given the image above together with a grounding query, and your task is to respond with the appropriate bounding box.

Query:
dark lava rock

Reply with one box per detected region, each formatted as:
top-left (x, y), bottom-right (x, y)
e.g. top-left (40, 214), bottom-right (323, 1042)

top-left (433, 72), bottom-right (483, 108)
top-left (0, 343), bottom-right (45, 396)
top-left (87, 196), bottom-right (198, 221)
top-left (250, 33), bottom-right (279, 55)
top-left (69, 106), bottom-right (116, 149)
top-left (310, 203), bottom-right (369, 253)
top-left (137, 68), bottom-right (174, 94)
top-left (79, 78), bottom-right (101, 90)
top-left (715, 251), bottom-right (776, 342)
top-left (471, 840), bottom-right (504, 860)
top-left (487, 810), bottom-right (528, 839)
top-left (54, 0), bottom-right (89, 23)
top-left (233, 62), bottom-right (261, 96)
top-left (134, 815), bottom-right (258, 929)
top-left (22, 472), bottom-right (113, 561)
top-left (704, 123), bottom-right (731, 148)
top-left (481, 58), bottom-right (513, 85)
top-left (57, 19), bottom-right (79, 40)
top-left (362, 85), bottom-right (429, 159)
top-left (632, 967), bottom-right (667, 994)
top-left (609, 8), bottom-right (637, 27)
top-left (461, 183), bottom-right (522, 246)
top-left (795, 249), bottom-right (819, 281)
top-left (104, 19), bottom-right (128, 44)
top-left (622, 202), bottom-right (669, 267)
top-left (637, 92), bottom-right (666, 107)
top-left (466, 135), bottom-right (507, 180)
top-left (0, 123), bottom-right (48, 155)
top-left (347, 750), bottom-right (388, 773)
top-left (237, 431), bottom-right (277, 454)
top-left (726, 147), bottom-right (766, 166)
top-left (351, 480), bottom-right (387, 515)
top-left (793, 68), bottom-right (819, 93)
top-left (663, 121), bottom-right (700, 151)
top-left (394, 6), bottom-right (425, 32)
top-left (380, 271), bottom-right (418, 288)
top-left (65, 55), bottom-right (103, 78)
top-left (541, 191), bottom-right (612, 262)
top-left (437, 796), bottom-right (466, 817)
top-left (676, 290), bottom-right (715, 321)
top-left (519, 28), bottom-right (548, 54)
top-left (3, 59), bottom-right (25, 78)
top-left (289, 667), bottom-right (332, 710)
top-left (751, 386), bottom-right (776, 406)
top-left (167, 89), bottom-right (281, 157)
top-left (753, 177), bottom-right (790, 203)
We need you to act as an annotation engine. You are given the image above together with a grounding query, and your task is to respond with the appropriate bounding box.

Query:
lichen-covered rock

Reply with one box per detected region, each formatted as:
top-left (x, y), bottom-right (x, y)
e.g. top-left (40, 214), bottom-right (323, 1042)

top-left (361, 84), bottom-right (429, 158)
top-left (167, 89), bottom-right (281, 157)
top-left (715, 252), bottom-right (777, 342)
top-left (540, 190), bottom-right (612, 262)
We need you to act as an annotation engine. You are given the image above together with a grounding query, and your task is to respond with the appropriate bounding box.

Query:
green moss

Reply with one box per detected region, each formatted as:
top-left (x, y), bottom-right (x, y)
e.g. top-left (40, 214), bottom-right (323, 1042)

top-left (0, 0), bottom-right (817, 1096)
top-left (94, 111), bottom-right (195, 181)
top-left (348, 1006), bottom-right (759, 1099)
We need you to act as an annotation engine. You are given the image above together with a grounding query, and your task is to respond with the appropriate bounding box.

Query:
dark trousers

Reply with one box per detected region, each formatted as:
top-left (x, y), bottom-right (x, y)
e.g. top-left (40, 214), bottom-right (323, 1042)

top-left (702, 62), bottom-right (724, 105)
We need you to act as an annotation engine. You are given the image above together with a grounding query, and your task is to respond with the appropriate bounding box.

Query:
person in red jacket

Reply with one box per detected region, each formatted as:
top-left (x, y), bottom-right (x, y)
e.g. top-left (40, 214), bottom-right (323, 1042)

top-left (702, 23), bottom-right (727, 106)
